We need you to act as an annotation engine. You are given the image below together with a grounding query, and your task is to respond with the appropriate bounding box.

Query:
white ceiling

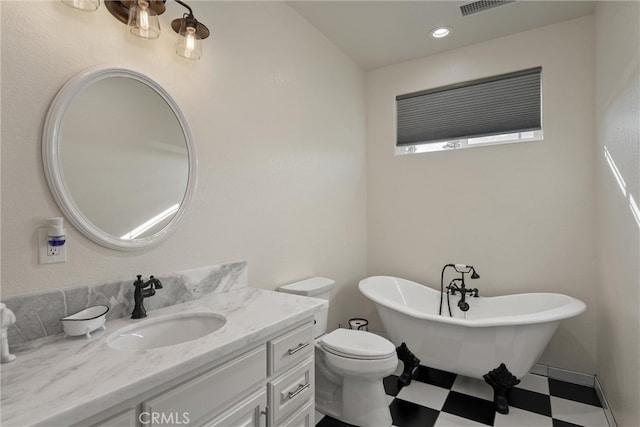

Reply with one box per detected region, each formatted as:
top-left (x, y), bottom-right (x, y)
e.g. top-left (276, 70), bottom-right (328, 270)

top-left (286, 1), bottom-right (596, 70)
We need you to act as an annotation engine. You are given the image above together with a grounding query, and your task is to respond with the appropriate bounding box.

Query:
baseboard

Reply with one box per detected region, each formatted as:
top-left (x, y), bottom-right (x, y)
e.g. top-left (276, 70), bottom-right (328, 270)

top-left (547, 365), bottom-right (595, 387)
top-left (530, 363), bottom-right (548, 376)
top-left (531, 363), bottom-right (594, 386)
top-left (595, 376), bottom-right (618, 427)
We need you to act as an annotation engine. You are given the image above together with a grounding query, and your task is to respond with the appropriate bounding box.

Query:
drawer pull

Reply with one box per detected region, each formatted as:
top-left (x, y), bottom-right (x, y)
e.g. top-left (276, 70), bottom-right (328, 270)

top-left (288, 383), bottom-right (311, 400)
top-left (287, 342), bottom-right (310, 355)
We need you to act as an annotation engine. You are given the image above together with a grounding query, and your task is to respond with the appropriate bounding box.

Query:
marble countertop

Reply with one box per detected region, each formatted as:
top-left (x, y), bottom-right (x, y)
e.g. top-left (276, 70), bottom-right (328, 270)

top-left (1, 287), bottom-right (326, 427)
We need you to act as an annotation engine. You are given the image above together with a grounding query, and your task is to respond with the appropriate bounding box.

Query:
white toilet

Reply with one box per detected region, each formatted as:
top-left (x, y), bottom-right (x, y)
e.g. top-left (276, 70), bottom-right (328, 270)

top-left (279, 277), bottom-right (398, 427)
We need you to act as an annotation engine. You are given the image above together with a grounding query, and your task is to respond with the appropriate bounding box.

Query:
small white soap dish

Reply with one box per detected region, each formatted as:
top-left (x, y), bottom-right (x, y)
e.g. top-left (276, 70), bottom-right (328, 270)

top-left (61, 305), bottom-right (109, 338)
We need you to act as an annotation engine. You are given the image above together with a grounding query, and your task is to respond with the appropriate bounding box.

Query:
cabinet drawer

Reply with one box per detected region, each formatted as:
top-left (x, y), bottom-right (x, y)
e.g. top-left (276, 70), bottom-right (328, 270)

top-left (268, 323), bottom-right (314, 376)
top-left (268, 358), bottom-right (314, 425)
top-left (205, 389), bottom-right (266, 427)
top-left (143, 346), bottom-right (266, 426)
top-left (277, 400), bottom-right (314, 427)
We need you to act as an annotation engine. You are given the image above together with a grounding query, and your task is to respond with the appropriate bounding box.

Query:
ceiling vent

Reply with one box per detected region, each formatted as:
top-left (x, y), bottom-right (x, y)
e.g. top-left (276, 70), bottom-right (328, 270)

top-left (460, 0), bottom-right (515, 16)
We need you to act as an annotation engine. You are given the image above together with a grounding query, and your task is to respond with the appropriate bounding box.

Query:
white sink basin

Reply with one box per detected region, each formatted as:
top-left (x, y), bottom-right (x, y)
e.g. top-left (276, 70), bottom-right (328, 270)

top-left (108, 312), bottom-right (226, 351)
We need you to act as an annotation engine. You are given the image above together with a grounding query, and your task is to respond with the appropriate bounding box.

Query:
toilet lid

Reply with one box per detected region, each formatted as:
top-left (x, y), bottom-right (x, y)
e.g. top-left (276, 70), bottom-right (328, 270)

top-left (320, 329), bottom-right (396, 360)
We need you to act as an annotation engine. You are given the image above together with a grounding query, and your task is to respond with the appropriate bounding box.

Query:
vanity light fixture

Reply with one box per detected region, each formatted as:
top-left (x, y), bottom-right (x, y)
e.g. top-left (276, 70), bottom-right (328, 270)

top-left (171, 0), bottom-right (210, 60)
top-left (61, 0), bottom-right (210, 60)
top-left (430, 26), bottom-right (452, 39)
top-left (127, 0), bottom-right (161, 39)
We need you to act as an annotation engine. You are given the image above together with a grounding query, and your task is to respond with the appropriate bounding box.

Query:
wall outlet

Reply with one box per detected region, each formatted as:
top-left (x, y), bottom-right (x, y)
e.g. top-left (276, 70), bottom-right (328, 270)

top-left (47, 244), bottom-right (60, 256)
top-left (38, 228), bottom-right (66, 264)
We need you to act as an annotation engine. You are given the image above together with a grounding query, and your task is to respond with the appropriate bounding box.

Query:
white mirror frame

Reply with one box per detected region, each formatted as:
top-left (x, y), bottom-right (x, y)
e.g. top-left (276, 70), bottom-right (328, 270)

top-left (42, 65), bottom-right (197, 251)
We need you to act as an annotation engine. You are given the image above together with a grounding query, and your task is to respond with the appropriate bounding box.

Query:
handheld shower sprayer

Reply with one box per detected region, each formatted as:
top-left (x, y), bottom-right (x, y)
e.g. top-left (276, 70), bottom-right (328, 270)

top-left (453, 264), bottom-right (480, 279)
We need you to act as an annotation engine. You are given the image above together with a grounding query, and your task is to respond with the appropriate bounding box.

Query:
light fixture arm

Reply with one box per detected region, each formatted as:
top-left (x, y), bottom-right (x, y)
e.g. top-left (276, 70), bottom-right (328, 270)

top-left (174, 0), bottom-right (193, 18)
top-left (170, 0), bottom-right (210, 41)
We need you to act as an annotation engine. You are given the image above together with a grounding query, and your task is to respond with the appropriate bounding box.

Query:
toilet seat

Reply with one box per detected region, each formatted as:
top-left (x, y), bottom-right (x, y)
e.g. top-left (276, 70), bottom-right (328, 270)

top-left (320, 329), bottom-right (396, 360)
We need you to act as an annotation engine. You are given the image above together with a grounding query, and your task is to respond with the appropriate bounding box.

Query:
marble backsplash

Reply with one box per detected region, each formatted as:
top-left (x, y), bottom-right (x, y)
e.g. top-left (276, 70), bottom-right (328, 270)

top-left (1, 261), bottom-right (247, 346)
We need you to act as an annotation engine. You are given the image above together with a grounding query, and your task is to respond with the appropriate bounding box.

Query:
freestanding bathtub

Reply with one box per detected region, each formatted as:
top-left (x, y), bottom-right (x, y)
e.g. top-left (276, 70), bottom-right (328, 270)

top-left (358, 276), bottom-right (586, 381)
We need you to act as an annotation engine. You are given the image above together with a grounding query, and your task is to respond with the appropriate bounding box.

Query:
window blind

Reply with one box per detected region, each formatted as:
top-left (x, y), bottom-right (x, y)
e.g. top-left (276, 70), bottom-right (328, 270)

top-left (396, 67), bottom-right (542, 147)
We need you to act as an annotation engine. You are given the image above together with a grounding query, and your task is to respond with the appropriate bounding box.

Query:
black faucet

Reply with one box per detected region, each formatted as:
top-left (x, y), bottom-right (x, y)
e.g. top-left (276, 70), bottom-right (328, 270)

top-left (447, 278), bottom-right (478, 312)
top-left (131, 275), bottom-right (163, 319)
top-left (443, 265), bottom-right (480, 313)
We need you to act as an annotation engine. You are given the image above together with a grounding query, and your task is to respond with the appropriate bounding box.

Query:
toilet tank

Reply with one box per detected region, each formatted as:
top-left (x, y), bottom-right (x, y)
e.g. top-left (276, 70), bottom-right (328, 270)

top-left (278, 277), bottom-right (335, 338)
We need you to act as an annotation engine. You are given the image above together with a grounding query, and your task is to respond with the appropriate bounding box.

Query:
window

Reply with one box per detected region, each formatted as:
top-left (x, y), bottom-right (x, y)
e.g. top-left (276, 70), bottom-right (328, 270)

top-left (395, 67), bottom-right (543, 155)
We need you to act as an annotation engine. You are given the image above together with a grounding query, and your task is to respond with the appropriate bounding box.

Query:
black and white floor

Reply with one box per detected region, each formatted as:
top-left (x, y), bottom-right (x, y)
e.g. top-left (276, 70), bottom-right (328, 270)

top-left (316, 365), bottom-right (609, 427)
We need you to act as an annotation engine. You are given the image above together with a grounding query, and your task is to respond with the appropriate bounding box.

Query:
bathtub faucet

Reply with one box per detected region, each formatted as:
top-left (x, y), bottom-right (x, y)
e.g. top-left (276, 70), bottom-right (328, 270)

top-left (447, 279), bottom-right (478, 311)
top-left (443, 264), bottom-right (480, 313)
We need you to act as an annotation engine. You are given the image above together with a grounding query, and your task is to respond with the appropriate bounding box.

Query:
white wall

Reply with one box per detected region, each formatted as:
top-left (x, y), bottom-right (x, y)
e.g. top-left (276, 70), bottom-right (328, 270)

top-left (595, 2), bottom-right (640, 426)
top-left (0, 1), bottom-right (367, 331)
top-left (365, 16), bottom-right (597, 374)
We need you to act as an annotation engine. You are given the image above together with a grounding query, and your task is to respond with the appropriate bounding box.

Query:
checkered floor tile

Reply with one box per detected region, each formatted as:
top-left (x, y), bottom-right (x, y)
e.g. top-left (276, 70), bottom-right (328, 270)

top-left (315, 365), bottom-right (608, 427)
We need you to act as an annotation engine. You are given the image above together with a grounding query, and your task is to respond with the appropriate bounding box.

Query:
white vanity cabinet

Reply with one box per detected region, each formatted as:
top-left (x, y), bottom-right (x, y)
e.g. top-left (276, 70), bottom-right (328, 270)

top-left (87, 319), bottom-right (314, 427)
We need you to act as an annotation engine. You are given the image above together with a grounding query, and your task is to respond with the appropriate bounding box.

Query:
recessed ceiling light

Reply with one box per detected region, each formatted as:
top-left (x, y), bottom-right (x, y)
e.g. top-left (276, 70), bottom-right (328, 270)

top-left (430, 26), bottom-right (452, 39)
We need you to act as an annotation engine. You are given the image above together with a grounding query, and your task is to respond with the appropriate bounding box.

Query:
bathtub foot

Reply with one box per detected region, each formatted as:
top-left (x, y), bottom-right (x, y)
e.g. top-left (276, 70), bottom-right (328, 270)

top-left (396, 343), bottom-right (420, 386)
top-left (483, 363), bottom-right (520, 414)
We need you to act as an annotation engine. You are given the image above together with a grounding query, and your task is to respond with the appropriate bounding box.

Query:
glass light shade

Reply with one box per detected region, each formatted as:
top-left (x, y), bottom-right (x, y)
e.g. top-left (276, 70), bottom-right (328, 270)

top-left (176, 21), bottom-right (202, 60)
top-left (61, 0), bottom-right (100, 11)
top-left (128, 0), bottom-right (161, 39)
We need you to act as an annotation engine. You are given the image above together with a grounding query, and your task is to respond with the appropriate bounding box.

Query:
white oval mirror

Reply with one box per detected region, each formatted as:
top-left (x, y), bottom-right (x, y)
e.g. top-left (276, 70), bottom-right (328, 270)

top-left (43, 66), bottom-right (197, 250)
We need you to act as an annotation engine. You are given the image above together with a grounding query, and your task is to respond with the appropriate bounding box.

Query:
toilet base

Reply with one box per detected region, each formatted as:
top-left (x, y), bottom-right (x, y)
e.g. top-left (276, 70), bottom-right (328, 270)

top-left (316, 377), bottom-right (392, 427)
top-left (315, 346), bottom-right (395, 427)
top-left (341, 376), bottom-right (392, 427)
